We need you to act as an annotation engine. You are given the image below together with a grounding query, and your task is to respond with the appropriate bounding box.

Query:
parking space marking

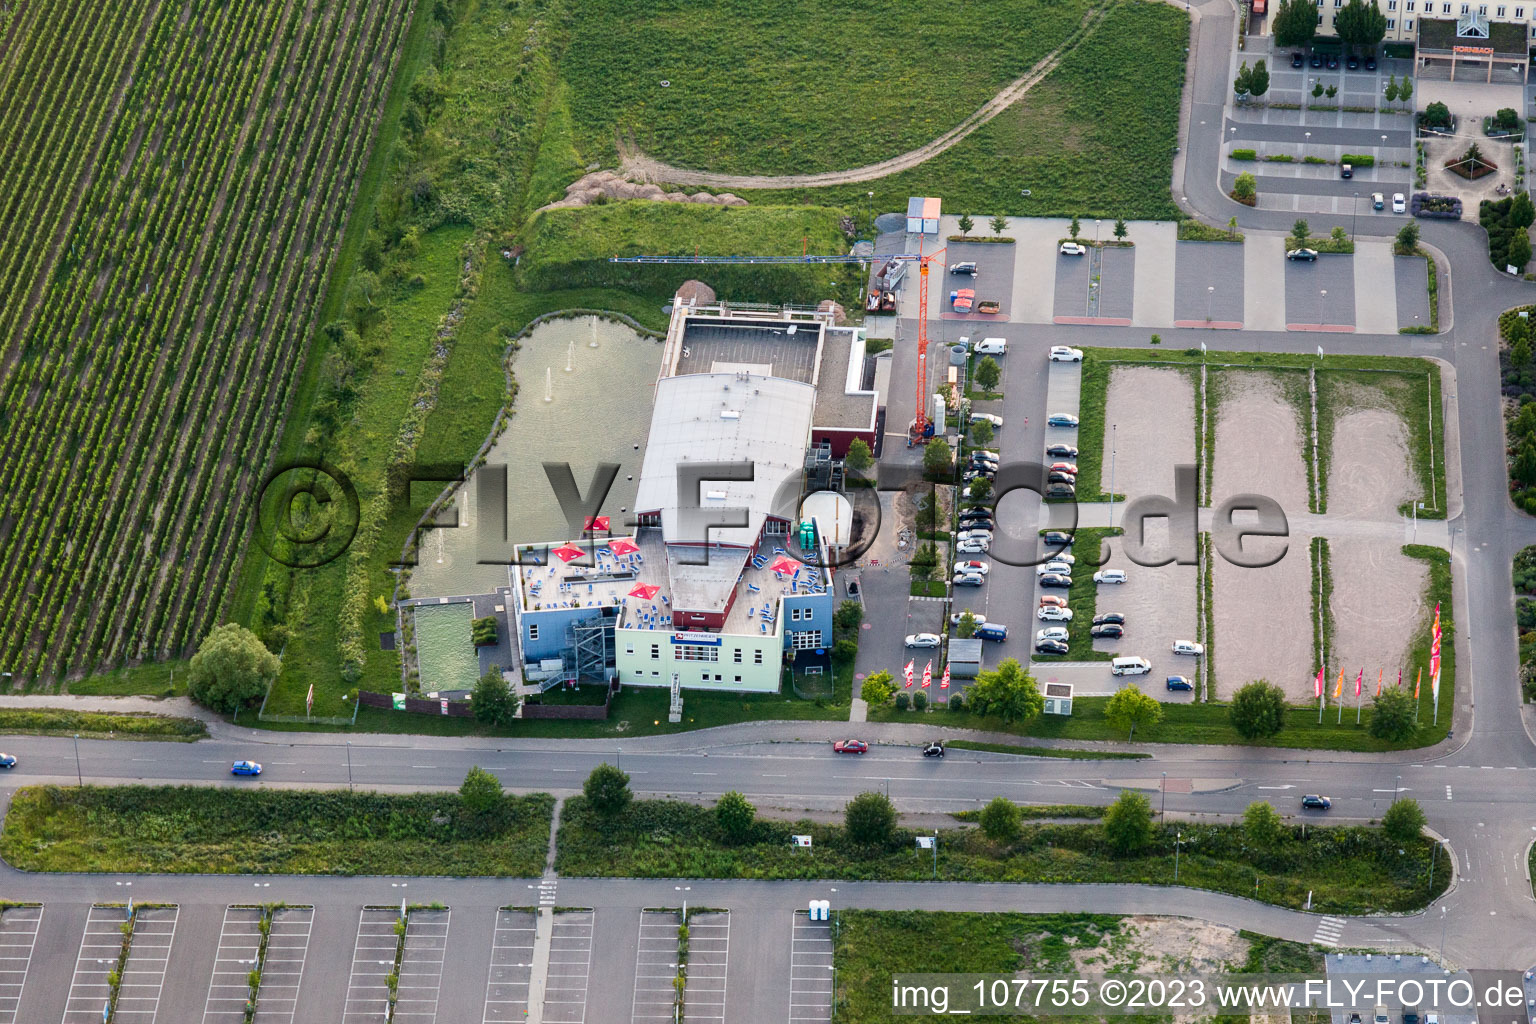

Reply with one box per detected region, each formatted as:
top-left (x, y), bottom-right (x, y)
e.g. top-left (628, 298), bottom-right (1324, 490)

top-left (682, 911), bottom-right (728, 1023)
top-left (62, 905), bottom-right (127, 1023)
top-left (482, 909), bottom-right (537, 1023)
top-left (342, 908), bottom-right (402, 1024)
top-left (114, 905), bottom-right (178, 1024)
top-left (201, 906), bottom-right (263, 1024)
top-left (0, 904), bottom-right (41, 1024)
top-left (632, 910), bottom-right (680, 1024)
top-left (394, 909), bottom-right (449, 1024)
top-left (544, 910), bottom-right (594, 1024)
top-left (788, 911), bottom-right (833, 1023)
top-left (252, 906), bottom-right (313, 1024)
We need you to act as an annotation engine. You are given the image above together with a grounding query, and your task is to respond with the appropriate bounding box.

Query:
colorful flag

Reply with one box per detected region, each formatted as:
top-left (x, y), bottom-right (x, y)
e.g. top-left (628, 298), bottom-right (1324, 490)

top-left (1396, 669), bottom-right (1402, 690)
top-left (903, 661), bottom-right (914, 688)
top-left (1314, 666), bottom-right (1325, 699)
top-left (1375, 669), bottom-right (1383, 697)
top-left (1333, 668), bottom-right (1344, 699)
top-left (922, 660), bottom-right (933, 688)
top-left (1414, 666), bottom-right (1422, 699)
top-left (1354, 668), bottom-right (1363, 697)
top-left (940, 665), bottom-right (951, 690)
top-left (1429, 602), bottom-right (1442, 701)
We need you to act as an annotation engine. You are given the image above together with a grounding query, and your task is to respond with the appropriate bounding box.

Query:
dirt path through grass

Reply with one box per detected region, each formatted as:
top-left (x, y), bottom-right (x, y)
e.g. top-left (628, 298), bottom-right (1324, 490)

top-left (617, 4), bottom-right (1116, 189)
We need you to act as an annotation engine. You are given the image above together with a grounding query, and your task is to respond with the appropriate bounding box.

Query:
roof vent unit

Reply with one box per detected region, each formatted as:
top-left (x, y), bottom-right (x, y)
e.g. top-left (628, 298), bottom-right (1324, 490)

top-left (787, 325), bottom-right (797, 334)
top-left (705, 490), bottom-right (728, 501)
top-left (720, 410), bottom-right (741, 420)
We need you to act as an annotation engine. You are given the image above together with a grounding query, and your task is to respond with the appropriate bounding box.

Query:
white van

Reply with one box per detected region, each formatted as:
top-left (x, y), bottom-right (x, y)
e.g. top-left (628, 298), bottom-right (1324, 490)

top-left (1111, 656), bottom-right (1152, 676)
top-left (973, 337), bottom-right (1007, 356)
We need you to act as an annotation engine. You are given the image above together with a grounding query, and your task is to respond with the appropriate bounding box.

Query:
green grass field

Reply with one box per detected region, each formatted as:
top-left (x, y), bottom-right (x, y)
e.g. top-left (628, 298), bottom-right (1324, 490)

top-left (1, 786), bottom-right (554, 876)
top-left (0, 710), bottom-right (205, 741)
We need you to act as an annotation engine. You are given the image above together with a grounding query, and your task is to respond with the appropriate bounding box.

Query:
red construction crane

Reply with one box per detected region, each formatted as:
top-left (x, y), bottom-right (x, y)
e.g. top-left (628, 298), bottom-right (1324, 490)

top-left (609, 242), bottom-right (945, 447)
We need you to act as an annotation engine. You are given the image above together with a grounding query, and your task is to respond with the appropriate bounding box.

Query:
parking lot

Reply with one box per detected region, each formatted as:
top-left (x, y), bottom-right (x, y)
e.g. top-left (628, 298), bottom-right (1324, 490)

top-left (631, 910), bottom-right (680, 1024)
top-left (941, 241), bottom-right (1015, 321)
top-left (1284, 254), bottom-right (1357, 329)
top-left (202, 906), bottom-right (262, 1023)
top-left (1173, 240), bottom-right (1244, 327)
top-left (545, 909), bottom-right (595, 1023)
top-left (252, 907), bottom-right (313, 1024)
top-left (787, 911), bottom-right (833, 1023)
top-left (396, 909), bottom-right (450, 1023)
top-left (482, 909), bottom-right (536, 1022)
top-left (682, 911), bottom-right (729, 1023)
top-left (342, 907), bottom-right (400, 1024)
top-left (0, 905), bottom-right (40, 1024)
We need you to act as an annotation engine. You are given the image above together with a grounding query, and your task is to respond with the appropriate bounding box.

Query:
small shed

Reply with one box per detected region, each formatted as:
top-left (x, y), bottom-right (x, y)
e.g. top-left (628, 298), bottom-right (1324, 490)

top-left (1043, 682), bottom-right (1074, 716)
top-left (905, 196), bottom-right (941, 235)
top-left (946, 638), bottom-right (982, 679)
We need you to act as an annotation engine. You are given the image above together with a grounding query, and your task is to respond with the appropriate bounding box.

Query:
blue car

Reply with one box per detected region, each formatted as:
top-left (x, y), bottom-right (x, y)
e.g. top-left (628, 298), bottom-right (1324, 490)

top-left (230, 760), bottom-right (263, 776)
top-left (0, 753), bottom-right (15, 768)
top-left (1165, 676), bottom-right (1193, 691)
top-left (1047, 413), bottom-right (1079, 428)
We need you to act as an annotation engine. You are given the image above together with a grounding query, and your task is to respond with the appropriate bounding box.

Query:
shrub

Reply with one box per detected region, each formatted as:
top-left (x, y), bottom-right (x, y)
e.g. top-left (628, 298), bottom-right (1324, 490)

top-left (1230, 148), bottom-right (1257, 161)
top-left (1103, 791), bottom-right (1153, 855)
top-left (947, 692), bottom-right (965, 712)
top-left (1229, 680), bottom-right (1287, 739)
top-left (1382, 798), bottom-right (1426, 843)
top-left (844, 791), bottom-right (896, 847)
top-left (974, 356), bottom-right (1001, 392)
top-left (912, 689), bottom-right (929, 711)
top-left (860, 670), bottom-right (894, 705)
top-left (1242, 801), bottom-right (1284, 849)
top-left (1368, 687), bottom-right (1418, 740)
top-left (584, 763), bottom-right (632, 817)
top-left (979, 797), bottom-right (1022, 842)
top-left (715, 791), bottom-right (755, 844)
top-left (1422, 101), bottom-right (1451, 128)
top-left (459, 766), bottom-right (503, 816)
top-left (188, 623), bottom-right (279, 713)
top-left (1232, 172), bottom-right (1257, 204)
top-left (1104, 685), bottom-right (1162, 739)
top-left (833, 600), bottom-right (864, 631)
top-left (894, 691), bottom-right (911, 711)
top-left (472, 671), bottom-right (517, 726)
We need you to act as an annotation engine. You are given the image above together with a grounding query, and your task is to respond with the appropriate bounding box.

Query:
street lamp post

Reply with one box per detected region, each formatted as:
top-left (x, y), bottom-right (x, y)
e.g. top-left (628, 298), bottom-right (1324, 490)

top-left (1206, 285), bottom-right (1215, 323)
top-left (73, 734), bottom-right (82, 787)
top-left (1393, 774), bottom-right (1401, 803)
top-left (1173, 831), bottom-right (1182, 882)
top-left (1095, 219), bottom-right (1102, 244)
top-left (1351, 191), bottom-right (1360, 241)
top-left (1438, 905), bottom-right (1448, 964)
top-left (1109, 424), bottom-right (1117, 528)
top-left (1303, 130), bottom-right (1311, 160)
top-left (1160, 771), bottom-right (1167, 823)
top-left (1319, 289), bottom-right (1328, 330)
top-left (346, 741), bottom-right (353, 791)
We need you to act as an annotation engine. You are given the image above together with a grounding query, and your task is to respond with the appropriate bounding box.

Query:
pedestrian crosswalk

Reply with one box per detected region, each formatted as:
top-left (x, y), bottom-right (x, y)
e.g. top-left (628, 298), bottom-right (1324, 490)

top-left (1312, 917), bottom-right (1345, 948)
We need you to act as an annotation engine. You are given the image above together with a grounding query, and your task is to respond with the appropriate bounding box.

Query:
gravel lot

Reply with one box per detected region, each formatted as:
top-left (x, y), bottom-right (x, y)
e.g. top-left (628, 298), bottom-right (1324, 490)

top-left (1102, 365), bottom-right (1196, 502)
top-left (1210, 370), bottom-right (1314, 699)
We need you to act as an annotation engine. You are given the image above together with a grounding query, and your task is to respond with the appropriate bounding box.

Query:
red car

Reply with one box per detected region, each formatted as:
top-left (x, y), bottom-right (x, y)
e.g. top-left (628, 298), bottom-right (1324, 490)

top-left (833, 739), bottom-right (868, 754)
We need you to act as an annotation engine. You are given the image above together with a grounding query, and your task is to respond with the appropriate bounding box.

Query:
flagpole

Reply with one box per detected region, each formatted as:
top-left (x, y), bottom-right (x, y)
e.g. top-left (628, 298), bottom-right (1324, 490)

top-left (1414, 667), bottom-right (1422, 724)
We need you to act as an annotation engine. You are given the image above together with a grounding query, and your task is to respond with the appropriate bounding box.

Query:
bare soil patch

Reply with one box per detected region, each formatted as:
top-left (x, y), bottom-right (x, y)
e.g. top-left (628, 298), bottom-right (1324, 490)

top-left (1102, 366), bottom-right (1195, 501)
top-left (1328, 409), bottom-right (1426, 685)
top-left (1071, 915), bottom-right (1249, 973)
top-left (1210, 370), bottom-right (1309, 515)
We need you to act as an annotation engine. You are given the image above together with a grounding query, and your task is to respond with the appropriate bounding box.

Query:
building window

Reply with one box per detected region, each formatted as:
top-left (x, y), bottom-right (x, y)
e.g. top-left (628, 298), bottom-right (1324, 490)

top-left (733, 648), bottom-right (742, 663)
top-left (1443, 3), bottom-right (1451, 11)
top-left (1387, 16), bottom-right (1396, 25)
top-left (1407, 17), bottom-right (1415, 25)
top-left (754, 650), bottom-right (764, 664)
top-left (734, 675), bottom-right (742, 683)
top-left (675, 643), bottom-right (719, 662)
top-left (650, 644), bottom-right (660, 660)
top-left (1407, 1), bottom-right (1415, 9)
top-left (792, 630), bottom-right (823, 650)
top-left (790, 607), bottom-right (801, 621)
top-left (652, 670), bottom-right (660, 677)
top-left (1460, 2), bottom-right (1468, 11)
top-left (1388, 1), bottom-right (1396, 9)
top-left (1479, 3), bottom-right (1487, 11)
top-left (1517, 6), bottom-right (1524, 16)
top-left (1497, 4), bottom-right (1506, 14)
top-left (625, 644), bottom-right (634, 656)
top-left (528, 623), bottom-right (539, 641)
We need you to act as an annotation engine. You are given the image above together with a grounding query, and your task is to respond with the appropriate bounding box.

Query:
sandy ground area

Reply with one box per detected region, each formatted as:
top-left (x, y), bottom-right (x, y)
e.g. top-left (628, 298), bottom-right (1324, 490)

top-left (1328, 409), bottom-right (1427, 686)
top-left (1102, 366), bottom-right (1196, 503)
top-left (1071, 916), bottom-right (1249, 973)
top-left (1210, 371), bottom-right (1314, 699)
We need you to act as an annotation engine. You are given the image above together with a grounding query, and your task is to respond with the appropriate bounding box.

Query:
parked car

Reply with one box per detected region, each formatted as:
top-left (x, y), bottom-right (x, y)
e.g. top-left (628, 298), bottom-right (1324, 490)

top-left (1037, 606), bottom-right (1074, 622)
top-left (976, 623), bottom-right (1009, 642)
top-left (1346, 54), bottom-right (1360, 69)
top-left (1047, 471), bottom-right (1075, 486)
top-left (1340, 162), bottom-right (1352, 178)
top-left (1090, 623), bottom-right (1124, 638)
top-left (1094, 569), bottom-right (1128, 584)
top-left (1049, 345), bottom-right (1084, 362)
top-left (973, 337), bottom-right (1007, 355)
top-left (1365, 54), bottom-right (1377, 70)
top-left (1041, 530), bottom-right (1075, 546)
top-left (1111, 656), bottom-right (1152, 676)
top-left (1036, 560), bottom-right (1074, 576)
top-left (953, 572), bottom-right (986, 587)
top-left (970, 449), bottom-right (999, 461)
top-left (1049, 462), bottom-right (1078, 475)
top-left (905, 633), bottom-right (942, 649)
top-left (956, 539), bottom-right (990, 554)
top-left (970, 412), bottom-right (1003, 428)
top-left (1059, 241), bottom-right (1087, 256)
top-left (0, 753), bottom-right (15, 769)
top-left (1092, 612), bottom-right (1125, 625)
top-left (1045, 443), bottom-right (1078, 458)
top-left (1044, 483), bottom-right (1076, 498)
top-left (1047, 413), bottom-right (1079, 427)
top-left (1286, 248), bottom-right (1319, 261)
top-left (1034, 638), bottom-right (1070, 656)
top-left (969, 454), bottom-right (999, 468)
top-left (1301, 794), bottom-right (1332, 810)
top-left (959, 517), bottom-right (994, 533)
top-left (1035, 627), bottom-right (1070, 643)
top-left (1309, 52), bottom-right (1323, 67)
top-left (1038, 572), bottom-right (1072, 589)
top-left (834, 739), bottom-right (869, 754)
top-left (954, 560), bottom-right (990, 576)
top-left (1372, 192), bottom-right (1385, 210)
top-left (231, 760), bottom-right (263, 776)
top-left (921, 741), bottom-right (946, 757)
top-left (949, 261), bottom-right (978, 276)
top-left (957, 529), bottom-right (993, 543)
top-left (1040, 552), bottom-right (1075, 565)
top-left (1326, 53), bottom-right (1339, 69)
top-left (1038, 594), bottom-right (1068, 608)
top-left (1392, 192), bottom-right (1406, 214)
top-left (1172, 639), bottom-right (1206, 656)
top-left (1166, 675), bottom-right (1193, 691)
top-left (1291, 51), bottom-right (1305, 67)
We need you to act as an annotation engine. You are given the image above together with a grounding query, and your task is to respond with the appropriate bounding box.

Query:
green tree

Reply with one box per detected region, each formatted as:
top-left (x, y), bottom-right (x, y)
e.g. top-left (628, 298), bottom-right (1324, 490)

top-left (845, 790), bottom-right (897, 847)
top-left (584, 762), bottom-right (632, 817)
top-left (1331, 226), bottom-right (1348, 245)
top-left (970, 419), bottom-right (993, 446)
top-left (1227, 216), bottom-right (1239, 238)
top-left (956, 611), bottom-right (979, 639)
top-left (1242, 800), bottom-right (1285, 849)
top-left (1271, 0), bottom-right (1318, 47)
top-left (979, 796), bottom-right (1022, 843)
top-left (923, 437), bottom-right (952, 478)
top-left (966, 658), bottom-right (1043, 723)
top-left (1514, 335), bottom-right (1532, 367)
top-left (909, 541), bottom-right (938, 578)
top-left (834, 599), bottom-right (865, 631)
top-left (1291, 219), bottom-right (1311, 245)
top-left (1232, 172), bottom-right (1257, 203)
top-left (1104, 685), bottom-right (1162, 740)
top-left (975, 356), bottom-right (1001, 392)
top-left (990, 214), bottom-right (1008, 236)
top-left (1515, 438), bottom-right (1536, 486)
top-left (1311, 81), bottom-right (1324, 100)
top-left (1069, 214), bottom-right (1081, 239)
top-left (1113, 218), bottom-right (1128, 240)
top-left (1229, 679), bottom-right (1287, 739)
top-left (1398, 77), bottom-right (1412, 107)
top-left (1422, 100), bottom-right (1449, 128)
top-left (1395, 221), bottom-right (1420, 252)
top-left (1381, 797), bottom-right (1427, 843)
top-left (459, 765), bottom-right (503, 815)
top-left (1510, 191), bottom-right (1535, 230)
top-left (967, 476), bottom-right (992, 502)
top-left (1384, 75), bottom-right (1400, 105)
top-left (1335, 0), bottom-right (1387, 48)
top-left (188, 623), bottom-right (280, 713)
top-left (1233, 61), bottom-right (1253, 100)
top-left (958, 213), bottom-right (974, 237)
top-left (715, 791), bottom-right (756, 844)
top-left (1249, 59), bottom-right (1270, 98)
top-left (1508, 230), bottom-right (1533, 272)
top-left (1102, 791), bottom-right (1154, 855)
top-left (472, 670), bottom-right (518, 726)
top-left (844, 437), bottom-right (874, 472)
top-left (1325, 84), bottom-right (1338, 99)
top-left (1368, 687), bottom-right (1419, 740)
top-left (860, 670), bottom-right (895, 705)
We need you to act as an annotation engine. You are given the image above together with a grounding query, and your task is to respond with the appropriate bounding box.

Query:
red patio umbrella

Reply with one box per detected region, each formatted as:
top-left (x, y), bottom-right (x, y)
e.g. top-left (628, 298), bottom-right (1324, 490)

top-left (769, 555), bottom-right (801, 575)
top-left (628, 583), bottom-right (661, 600)
top-left (584, 515), bottom-right (610, 531)
top-left (552, 544), bottom-right (586, 563)
top-left (608, 537), bottom-right (639, 556)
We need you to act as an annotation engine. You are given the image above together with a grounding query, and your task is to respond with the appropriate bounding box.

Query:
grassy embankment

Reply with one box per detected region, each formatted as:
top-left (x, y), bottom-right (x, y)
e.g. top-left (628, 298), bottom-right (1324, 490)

top-left (1, 786), bottom-right (553, 875)
top-left (0, 710), bottom-right (205, 741)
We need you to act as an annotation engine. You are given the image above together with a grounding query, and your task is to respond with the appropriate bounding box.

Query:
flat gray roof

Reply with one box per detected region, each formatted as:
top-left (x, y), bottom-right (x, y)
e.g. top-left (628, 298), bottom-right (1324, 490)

top-left (676, 321), bottom-right (820, 383)
top-left (811, 327), bottom-right (877, 432)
